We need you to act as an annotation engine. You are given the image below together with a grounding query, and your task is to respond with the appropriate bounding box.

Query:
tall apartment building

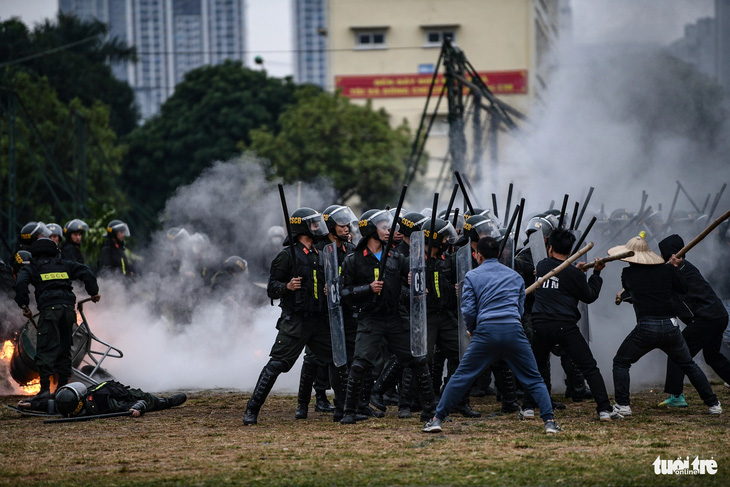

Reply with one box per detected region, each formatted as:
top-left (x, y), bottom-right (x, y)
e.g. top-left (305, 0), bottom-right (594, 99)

top-left (327, 0), bottom-right (566, 189)
top-left (292, 0), bottom-right (327, 88)
top-left (60, 0), bottom-right (247, 118)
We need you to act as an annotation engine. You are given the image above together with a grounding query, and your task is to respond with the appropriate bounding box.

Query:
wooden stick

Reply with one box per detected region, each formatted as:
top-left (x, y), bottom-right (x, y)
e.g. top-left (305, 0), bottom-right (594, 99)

top-left (578, 251), bottom-right (634, 270)
top-left (526, 242), bottom-right (594, 294)
top-left (675, 208), bottom-right (730, 259)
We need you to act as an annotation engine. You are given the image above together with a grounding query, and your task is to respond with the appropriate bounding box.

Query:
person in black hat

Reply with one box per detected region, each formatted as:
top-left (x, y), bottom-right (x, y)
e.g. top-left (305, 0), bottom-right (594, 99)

top-left (13, 238), bottom-right (100, 401)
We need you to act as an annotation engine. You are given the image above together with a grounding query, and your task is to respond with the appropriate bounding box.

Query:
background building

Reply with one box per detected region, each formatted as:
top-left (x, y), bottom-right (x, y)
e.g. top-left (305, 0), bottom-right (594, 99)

top-left (60, 0), bottom-right (247, 118)
top-left (292, 0), bottom-right (326, 88)
top-left (326, 0), bottom-right (568, 192)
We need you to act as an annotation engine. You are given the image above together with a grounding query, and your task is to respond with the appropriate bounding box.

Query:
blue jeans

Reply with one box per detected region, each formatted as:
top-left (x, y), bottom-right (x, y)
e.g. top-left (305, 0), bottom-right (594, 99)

top-left (613, 318), bottom-right (718, 406)
top-left (435, 322), bottom-right (554, 421)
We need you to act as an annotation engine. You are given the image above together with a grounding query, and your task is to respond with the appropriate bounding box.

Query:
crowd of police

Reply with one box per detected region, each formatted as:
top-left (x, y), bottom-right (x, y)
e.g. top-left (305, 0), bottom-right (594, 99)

top-left (3, 193), bottom-right (730, 428)
top-left (244, 195), bottom-right (730, 431)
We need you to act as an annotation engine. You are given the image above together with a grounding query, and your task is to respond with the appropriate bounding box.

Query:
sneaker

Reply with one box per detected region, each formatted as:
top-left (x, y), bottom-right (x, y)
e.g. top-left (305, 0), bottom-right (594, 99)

top-left (599, 409), bottom-right (623, 421)
top-left (422, 417), bottom-right (443, 433)
top-left (544, 419), bottom-right (562, 434)
top-left (709, 402), bottom-right (722, 415)
top-left (519, 408), bottom-right (535, 420)
top-left (658, 394), bottom-right (689, 408)
top-left (613, 403), bottom-right (632, 416)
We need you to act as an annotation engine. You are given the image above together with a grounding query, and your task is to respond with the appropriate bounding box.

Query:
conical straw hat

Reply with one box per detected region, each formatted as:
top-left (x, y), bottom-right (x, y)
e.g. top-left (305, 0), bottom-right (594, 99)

top-left (607, 233), bottom-right (664, 265)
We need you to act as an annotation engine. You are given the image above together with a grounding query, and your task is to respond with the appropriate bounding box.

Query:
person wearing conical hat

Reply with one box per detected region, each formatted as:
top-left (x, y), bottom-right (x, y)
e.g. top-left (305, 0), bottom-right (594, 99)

top-left (611, 232), bottom-right (722, 416)
top-left (656, 234), bottom-right (730, 408)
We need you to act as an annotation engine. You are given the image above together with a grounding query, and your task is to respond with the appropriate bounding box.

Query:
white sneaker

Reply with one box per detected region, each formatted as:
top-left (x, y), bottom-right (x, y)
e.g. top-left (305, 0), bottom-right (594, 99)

top-left (544, 419), bottom-right (562, 434)
top-left (612, 404), bottom-right (632, 416)
top-left (519, 408), bottom-right (535, 419)
top-left (709, 402), bottom-right (722, 415)
top-left (599, 409), bottom-right (624, 421)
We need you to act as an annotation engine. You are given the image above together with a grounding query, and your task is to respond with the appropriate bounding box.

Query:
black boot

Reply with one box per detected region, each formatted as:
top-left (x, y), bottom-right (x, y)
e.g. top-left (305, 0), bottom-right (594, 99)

top-left (359, 378), bottom-right (384, 418)
top-left (431, 349), bottom-right (446, 397)
top-left (370, 357), bottom-right (402, 412)
top-left (244, 363), bottom-right (281, 425)
top-left (330, 365), bottom-right (349, 422)
top-left (453, 394), bottom-right (482, 418)
top-left (159, 393), bottom-right (187, 409)
top-left (398, 368), bottom-right (414, 418)
top-left (32, 377), bottom-right (51, 402)
top-left (413, 364), bottom-right (437, 422)
top-left (295, 360), bottom-right (318, 419)
top-left (314, 389), bottom-right (334, 413)
top-left (340, 375), bottom-right (365, 425)
top-left (496, 364), bottom-right (520, 413)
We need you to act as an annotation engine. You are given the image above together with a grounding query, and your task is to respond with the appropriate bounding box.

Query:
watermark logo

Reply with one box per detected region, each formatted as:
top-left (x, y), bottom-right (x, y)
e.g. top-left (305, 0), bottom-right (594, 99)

top-left (653, 456), bottom-right (717, 475)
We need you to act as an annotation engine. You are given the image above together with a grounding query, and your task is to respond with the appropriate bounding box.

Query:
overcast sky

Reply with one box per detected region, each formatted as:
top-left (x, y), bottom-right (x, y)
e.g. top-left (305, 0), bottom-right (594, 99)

top-left (0, 0), bottom-right (716, 77)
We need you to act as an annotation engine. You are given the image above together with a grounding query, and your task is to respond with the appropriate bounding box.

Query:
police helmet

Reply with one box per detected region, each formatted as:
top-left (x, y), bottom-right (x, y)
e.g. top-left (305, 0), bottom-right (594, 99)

top-left (11, 250), bottom-right (31, 275)
top-left (267, 226), bottom-right (286, 247)
top-left (19, 221), bottom-right (52, 246)
top-left (290, 208), bottom-right (328, 239)
top-left (54, 382), bottom-right (88, 417)
top-left (437, 209), bottom-right (465, 233)
top-left (422, 219), bottom-right (458, 250)
top-left (166, 227), bottom-right (190, 242)
top-left (323, 205), bottom-right (361, 244)
top-left (107, 220), bottom-right (130, 239)
top-left (399, 212), bottom-right (428, 237)
top-left (357, 209), bottom-right (396, 249)
top-left (64, 219), bottom-right (89, 235)
top-left (464, 208), bottom-right (500, 227)
top-left (461, 215), bottom-right (501, 242)
top-left (47, 223), bottom-right (64, 242)
top-left (30, 238), bottom-right (59, 258)
top-left (609, 209), bottom-right (634, 222)
top-left (224, 256), bottom-right (248, 274)
top-left (524, 214), bottom-right (556, 239)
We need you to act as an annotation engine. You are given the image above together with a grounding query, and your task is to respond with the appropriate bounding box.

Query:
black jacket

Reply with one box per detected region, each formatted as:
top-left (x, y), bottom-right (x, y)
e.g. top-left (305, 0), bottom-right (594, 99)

top-left (621, 263), bottom-right (688, 320)
top-left (267, 240), bottom-right (325, 317)
top-left (60, 241), bottom-right (85, 264)
top-left (341, 246), bottom-right (408, 317)
top-left (14, 255), bottom-right (98, 309)
top-left (514, 247), bottom-right (537, 313)
top-left (99, 238), bottom-right (133, 276)
top-left (658, 235), bottom-right (728, 322)
top-left (532, 257), bottom-right (602, 322)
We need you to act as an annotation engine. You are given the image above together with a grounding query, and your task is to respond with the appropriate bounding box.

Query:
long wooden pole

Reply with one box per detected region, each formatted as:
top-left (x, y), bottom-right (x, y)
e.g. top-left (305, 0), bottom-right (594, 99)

top-left (675, 208), bottom-right (730, 259)
top-left (526, 242), bottom-right (594, 294)
top-left (578, 251), bottom-right (634, 270)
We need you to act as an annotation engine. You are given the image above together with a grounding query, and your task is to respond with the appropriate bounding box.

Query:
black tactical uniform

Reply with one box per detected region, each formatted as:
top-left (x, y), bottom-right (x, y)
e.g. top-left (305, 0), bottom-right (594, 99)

top-left (60, 240), bottom-right (85, 264)
top-left (14, 239), bottom-right (99, 396)
top-left (99, 220), bottom-right (134, 277)
top-left (243, 208), bottom-right (339, 425)
top-left (339, 209), bottom-right (438, 424)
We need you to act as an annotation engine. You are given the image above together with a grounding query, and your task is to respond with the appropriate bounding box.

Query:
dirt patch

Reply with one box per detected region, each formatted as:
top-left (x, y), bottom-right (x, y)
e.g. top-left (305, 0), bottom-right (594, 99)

top-left (1, 387), bottom-right (729, 486)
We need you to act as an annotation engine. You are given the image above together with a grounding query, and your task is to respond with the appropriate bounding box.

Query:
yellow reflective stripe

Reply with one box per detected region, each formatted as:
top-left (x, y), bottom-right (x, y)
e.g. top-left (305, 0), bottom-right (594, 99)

top-left (40, 272), bottom-right (69, 281)
top-left (434, 271), bottom-right (441, 298)
top-left (374, 268), bottom-right (379, 281)
top-left (121, 258), bottom-right (126, 275)
top-left (338, 265), bottom-right (342, 276)
top-left (313, 269), bottom-right (318, 299)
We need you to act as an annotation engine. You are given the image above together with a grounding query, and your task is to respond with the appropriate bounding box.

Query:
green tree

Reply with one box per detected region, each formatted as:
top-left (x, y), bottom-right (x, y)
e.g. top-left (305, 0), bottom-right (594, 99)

top-left (247, 87), bottom-right (418, 207)
top-left (0, 14), bottom-right (138, 135)
top-left (122, 61), bottom-right (300, 236)
top-left (0, 72), bottom-right (127, 232)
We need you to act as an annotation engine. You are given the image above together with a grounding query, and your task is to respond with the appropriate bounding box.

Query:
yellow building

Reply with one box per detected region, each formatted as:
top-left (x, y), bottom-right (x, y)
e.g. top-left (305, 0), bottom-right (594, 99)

top-left (326, 0), bottom-right (568, 195)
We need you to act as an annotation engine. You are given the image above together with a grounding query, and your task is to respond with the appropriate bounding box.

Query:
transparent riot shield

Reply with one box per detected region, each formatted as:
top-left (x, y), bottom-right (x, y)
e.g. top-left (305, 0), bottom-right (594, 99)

top-left (410, 230), bottom-right (428, 357)
top-left (456, 241), bottom-right (473, 359)
top-left (528, 230), bottom-right (548, 266)
top-left (577, 301), bottom-right (591, 342)
top-left (323, 243), bottom-right (348, 367)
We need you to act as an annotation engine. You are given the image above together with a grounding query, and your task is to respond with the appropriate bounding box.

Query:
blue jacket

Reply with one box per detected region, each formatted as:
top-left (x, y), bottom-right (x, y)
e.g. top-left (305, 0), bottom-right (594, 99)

top-left (461, 258), bottom-right (525, 333)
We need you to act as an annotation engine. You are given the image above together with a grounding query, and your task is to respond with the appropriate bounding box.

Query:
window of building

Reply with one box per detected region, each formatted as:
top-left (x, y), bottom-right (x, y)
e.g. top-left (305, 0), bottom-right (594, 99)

top-left (423, 28), bottom-right (456, 47)
top-left (352, 28), bottom-right (388, 49)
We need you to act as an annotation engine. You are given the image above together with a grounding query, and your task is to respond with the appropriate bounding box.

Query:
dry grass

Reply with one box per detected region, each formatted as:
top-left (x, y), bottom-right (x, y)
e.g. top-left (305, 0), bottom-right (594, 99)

top-left (1, 386), bottom-right (729, 486)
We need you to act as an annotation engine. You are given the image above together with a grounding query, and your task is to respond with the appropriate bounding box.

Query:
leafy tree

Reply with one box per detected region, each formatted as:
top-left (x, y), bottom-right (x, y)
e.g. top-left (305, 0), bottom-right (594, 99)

top-left (122, 61), bottom-right (300, 235)
top-left (0, 72), bottom-right (127, 236)
top-left (246, 87), bottom-right (418, 207)
top-left (0, 14), bottom-right (138, 135)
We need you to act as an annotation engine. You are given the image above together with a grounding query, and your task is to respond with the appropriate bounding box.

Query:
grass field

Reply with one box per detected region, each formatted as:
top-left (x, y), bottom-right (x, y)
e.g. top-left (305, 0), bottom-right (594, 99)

top-left (1, 386), bottom-right (728, 486)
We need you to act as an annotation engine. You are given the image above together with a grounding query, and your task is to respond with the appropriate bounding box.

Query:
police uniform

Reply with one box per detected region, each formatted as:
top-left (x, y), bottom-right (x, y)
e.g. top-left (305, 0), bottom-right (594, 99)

top-left (99, 238), bottom-right (133, 276)
top-left (14, 239), bottom-right (99, 395)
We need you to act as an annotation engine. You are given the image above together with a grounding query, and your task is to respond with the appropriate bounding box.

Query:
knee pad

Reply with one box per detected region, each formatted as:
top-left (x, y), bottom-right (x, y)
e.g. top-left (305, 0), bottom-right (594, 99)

top-left (409, 356), bottom-right (429, 369)
top-left (266, 359), bottom-right (291, 375)
top-left (349, 361), bottom-right (368, 379)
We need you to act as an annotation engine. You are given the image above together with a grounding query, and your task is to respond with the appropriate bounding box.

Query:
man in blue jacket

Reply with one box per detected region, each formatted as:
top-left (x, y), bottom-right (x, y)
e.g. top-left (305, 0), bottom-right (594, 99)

top-left (422, 237), bottom-right (561, 434)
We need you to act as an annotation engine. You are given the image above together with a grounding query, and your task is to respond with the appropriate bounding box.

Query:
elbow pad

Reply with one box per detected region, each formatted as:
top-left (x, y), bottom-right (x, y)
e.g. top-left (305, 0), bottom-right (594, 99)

top-left (131, 400), bottom-right (148, 415)
top-left (341, 284), bottom-right (372, 300)
top-left (267, 281), bottom-right (287, 300)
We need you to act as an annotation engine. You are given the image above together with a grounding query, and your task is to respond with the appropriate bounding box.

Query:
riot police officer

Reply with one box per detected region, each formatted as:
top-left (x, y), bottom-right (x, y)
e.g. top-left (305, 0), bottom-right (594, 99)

top-left (243, 208), bottom-right (340, 425)
top-left (60, 219), bottom-right (89, 264)
top-left (99, 220), bottom-right (134, 277)
top-left (18, 221), bottom-right (52, 252)
top-left (13, 238), bottom-right (100, 399)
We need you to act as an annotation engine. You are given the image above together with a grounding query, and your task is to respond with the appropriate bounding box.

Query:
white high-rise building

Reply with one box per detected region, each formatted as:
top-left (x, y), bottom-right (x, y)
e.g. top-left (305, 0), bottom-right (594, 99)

top-left (60, 0), bottom-right (247, 118)
top-left (292, 0), bottom-right (327, 88)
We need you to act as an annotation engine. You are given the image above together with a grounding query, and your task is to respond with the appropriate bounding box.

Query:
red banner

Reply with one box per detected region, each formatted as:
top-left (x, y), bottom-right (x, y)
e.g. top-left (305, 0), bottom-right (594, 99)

top-left (334, 70), bottom-right (527, 98)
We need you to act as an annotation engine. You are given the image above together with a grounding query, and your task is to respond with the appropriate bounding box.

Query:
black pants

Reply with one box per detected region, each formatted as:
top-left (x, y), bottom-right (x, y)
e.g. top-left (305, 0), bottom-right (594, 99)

top-left (269, 314), bottom-right (333, 369)
top-left (664, 316), bottom-right (730, 395)
top-left (614, 319), bottom-right (718, 406)
top-left (525, 319), bottom-right (612, 413)
top-left (35, 304), bottom-right (76, 384)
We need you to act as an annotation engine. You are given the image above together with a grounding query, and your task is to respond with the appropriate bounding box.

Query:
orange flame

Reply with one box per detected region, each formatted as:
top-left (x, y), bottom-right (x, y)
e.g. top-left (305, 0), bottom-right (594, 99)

top-left (1, 340), bottom-right (41, 395)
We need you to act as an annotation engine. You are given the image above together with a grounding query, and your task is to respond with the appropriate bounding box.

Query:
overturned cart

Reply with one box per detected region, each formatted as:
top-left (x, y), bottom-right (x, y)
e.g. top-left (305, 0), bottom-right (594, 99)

top-left (10, 298), bottom-right (123, 388)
